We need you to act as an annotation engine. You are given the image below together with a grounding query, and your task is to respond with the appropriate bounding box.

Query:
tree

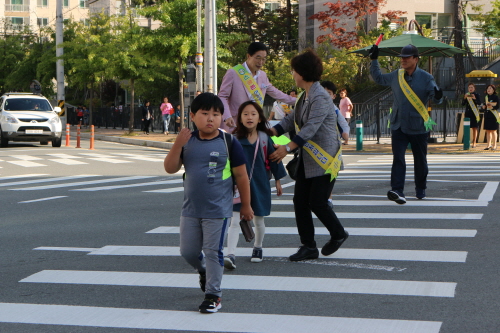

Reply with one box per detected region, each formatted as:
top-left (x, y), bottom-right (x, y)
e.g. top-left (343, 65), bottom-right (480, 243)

top-left (309, 0), bottom-right (405, 49)
top-left (62, 15), bottom-right (114, 126)
top-left (140, 0), bottom-right (199, 129)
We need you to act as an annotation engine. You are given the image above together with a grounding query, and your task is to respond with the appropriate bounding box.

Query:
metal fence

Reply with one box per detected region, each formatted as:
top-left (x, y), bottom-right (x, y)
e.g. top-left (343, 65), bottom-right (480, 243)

top-left (65, 106), bottom-right (195, 132)
top-left (351, 96), bottom-right (462, 142)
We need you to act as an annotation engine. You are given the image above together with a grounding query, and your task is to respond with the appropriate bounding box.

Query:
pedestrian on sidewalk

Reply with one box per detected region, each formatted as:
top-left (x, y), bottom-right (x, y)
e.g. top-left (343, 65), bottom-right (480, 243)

top-left (160, 97), bottom-right (174, 135)
top-left (481, 84), bottom-right (499, 151)
top-left (462, 83), bottom-right (481, 148)
top-left (173, 104), bottom-right (181, 134)
top-left (269, 49), bottom-right (348, 262)
top-left (218, 41), bottom-right (296, 132)
top-left (163, 92), bottom-right (253, 313)
top-left (224, 101), bottom-right (287, 269)
top-left (369, 44), bottom-right (443, 203)
top-left (338, 89), bottom-right (353, 124)
top-left (141, 100), bottom-right (153, 135)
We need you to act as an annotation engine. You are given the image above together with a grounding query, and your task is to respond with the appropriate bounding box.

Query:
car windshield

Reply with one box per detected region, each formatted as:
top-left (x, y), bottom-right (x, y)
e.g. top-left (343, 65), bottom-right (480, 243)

top-left (4, 98), bottom-right (53, 111)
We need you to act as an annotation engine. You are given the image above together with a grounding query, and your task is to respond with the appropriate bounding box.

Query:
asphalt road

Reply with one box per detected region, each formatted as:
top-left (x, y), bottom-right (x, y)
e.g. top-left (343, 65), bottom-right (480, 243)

top-left (0, 139), bottom-right (499, 333)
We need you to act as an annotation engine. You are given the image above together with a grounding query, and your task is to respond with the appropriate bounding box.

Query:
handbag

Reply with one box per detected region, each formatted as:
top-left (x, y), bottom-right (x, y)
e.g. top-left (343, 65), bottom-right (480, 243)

top-left (286, 152), bottom-right (299, 180)
top-left (233, 137), bottom-right (260, 204)
top-left (239, 219), bottom-right (255, 242)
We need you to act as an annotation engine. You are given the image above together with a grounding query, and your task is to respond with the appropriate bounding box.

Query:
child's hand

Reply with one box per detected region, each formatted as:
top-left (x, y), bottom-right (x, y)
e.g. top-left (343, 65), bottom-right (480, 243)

top-left (240, 204), bottom-right (254, 221)
top-left (275, 181), bottom-right (283, 196)
top-left (174, 128), bottom-right (192, 146)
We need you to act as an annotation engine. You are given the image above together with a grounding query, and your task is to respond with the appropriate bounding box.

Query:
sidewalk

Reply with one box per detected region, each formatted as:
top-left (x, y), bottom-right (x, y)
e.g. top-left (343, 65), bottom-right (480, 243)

top-left (72, 126), bottom-right (498, 154)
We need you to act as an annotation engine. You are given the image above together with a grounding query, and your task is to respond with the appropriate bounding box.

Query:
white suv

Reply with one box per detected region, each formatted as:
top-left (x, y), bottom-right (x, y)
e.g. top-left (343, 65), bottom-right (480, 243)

top-left (0, 93), bottom-right (63, 147)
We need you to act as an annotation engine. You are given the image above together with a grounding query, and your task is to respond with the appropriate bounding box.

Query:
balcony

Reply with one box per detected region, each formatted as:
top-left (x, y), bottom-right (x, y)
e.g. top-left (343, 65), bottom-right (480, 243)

top-left (5, 4), bottom-right (30, 12)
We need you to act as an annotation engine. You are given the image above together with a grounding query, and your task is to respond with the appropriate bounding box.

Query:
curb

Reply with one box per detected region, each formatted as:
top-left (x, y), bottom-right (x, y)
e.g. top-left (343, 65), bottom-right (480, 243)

top-left (77, 132), bottom-right (174, 149)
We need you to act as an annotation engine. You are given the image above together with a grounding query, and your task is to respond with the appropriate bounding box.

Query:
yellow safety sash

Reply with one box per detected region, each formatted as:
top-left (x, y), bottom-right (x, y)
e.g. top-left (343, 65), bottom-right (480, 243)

top-left (485, 96), bottom-right (500, 123)
top-left (466, 95), bottom-right (480, 122)
top-left (233, 64), bottom-right (264, 107)
top-left (293, 92), bottom-right (342, 181)
top-left (398, 69), bottom-right (437, 131)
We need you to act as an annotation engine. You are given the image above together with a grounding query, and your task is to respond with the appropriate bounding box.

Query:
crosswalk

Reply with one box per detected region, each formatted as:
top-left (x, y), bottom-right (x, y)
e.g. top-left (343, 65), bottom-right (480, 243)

top-left (1, 154), bottom-right (499, 332)
top-left (0, 152), bottom-right (166, 167)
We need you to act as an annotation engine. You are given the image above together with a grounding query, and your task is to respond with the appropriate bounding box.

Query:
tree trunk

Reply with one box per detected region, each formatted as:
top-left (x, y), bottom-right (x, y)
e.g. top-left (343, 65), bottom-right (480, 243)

top-left (128, 78), bottom-right (135, 134)
top-left (285, 0), bottom-right (291, 52)
top-left (89, 86), bottom-right (93, 127)
top-left (453, 0), bottom-right (465, 98)
top-left (179, 60), bottom-right (185, 130)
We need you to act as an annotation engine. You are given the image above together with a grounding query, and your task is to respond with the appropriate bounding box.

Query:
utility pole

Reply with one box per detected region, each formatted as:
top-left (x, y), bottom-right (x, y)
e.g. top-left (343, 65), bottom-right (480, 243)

top-left (204, 0), bottom-right (217, 94)
top-left (196, 0), bottom-right (203, 93)
top-left (56, 0), bottom-right (65, 124)
top-left (453, 0), bottom-right (465, 98)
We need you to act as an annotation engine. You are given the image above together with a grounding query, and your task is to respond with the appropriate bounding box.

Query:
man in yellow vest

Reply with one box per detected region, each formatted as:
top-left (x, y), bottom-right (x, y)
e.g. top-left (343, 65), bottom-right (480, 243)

top-left (369, 44), bottom-right (443, 204)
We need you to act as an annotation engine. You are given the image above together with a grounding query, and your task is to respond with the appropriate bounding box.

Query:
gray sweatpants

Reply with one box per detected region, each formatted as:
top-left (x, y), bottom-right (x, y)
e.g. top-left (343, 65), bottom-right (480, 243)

top-left (179, 216), bottom-right (229, 297)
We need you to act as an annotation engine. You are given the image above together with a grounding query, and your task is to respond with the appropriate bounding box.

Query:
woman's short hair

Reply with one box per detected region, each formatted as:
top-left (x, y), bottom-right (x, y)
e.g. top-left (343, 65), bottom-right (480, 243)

top-left (467, 82), bottom-right (475, 88)
top-left (339, 89), bottom-right (348, 95)
top-left (486, 84), bottom-right (497, 95)
top-left (291, 49), bottom-right (323, 82)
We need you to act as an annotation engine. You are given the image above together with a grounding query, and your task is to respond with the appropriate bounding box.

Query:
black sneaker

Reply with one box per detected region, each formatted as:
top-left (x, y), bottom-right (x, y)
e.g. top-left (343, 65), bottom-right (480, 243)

top-left (415, 188), bottom-right (426, 200)
top-left (289, 246), bottom-right (319, 261)
top-left (387, 190), bottom-right (406, 204)
top-left (250, 248), bottom-right (263, 263)
top-left (198, 271), bottom-right (206, 292)
top-left (223, 256), bottom-right (236, 270)
top-left (199, 294), bottom-right (221, 313)
top-left (321, 231), bottom-right (349, 256)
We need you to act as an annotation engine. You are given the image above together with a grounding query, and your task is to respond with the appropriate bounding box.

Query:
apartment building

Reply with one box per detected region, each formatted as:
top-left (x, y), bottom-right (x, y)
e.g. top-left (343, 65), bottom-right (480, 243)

top-left (299, 0), bottom-right (494, 49)
top-left (0, 0), bottom-right (90, 34)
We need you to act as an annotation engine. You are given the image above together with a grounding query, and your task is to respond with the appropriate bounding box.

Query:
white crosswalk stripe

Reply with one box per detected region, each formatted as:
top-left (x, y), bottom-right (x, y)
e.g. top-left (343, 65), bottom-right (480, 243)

top-left (0, 303), bottom-right (442, 333)
top-left (20, 270), bottom-right (457, 297)
top-left (147, 226), bottom-right (477, 237)
top-left (34, 245), bottom-right (468, 262)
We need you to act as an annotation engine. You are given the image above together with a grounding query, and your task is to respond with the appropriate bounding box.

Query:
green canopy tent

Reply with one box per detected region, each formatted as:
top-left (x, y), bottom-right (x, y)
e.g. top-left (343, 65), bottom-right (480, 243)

top-left (351, 33), bottom-right (466, 57)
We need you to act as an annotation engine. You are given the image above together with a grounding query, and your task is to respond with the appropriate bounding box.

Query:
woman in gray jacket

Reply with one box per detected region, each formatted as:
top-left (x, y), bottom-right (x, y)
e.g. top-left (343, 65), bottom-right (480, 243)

top-left (269, 49), bottom-right (348, 261)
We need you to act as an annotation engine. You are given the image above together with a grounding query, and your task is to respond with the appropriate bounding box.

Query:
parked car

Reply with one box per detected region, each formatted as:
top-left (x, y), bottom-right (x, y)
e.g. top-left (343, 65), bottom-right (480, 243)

top-left (0, 92), bottom-right (62, 147)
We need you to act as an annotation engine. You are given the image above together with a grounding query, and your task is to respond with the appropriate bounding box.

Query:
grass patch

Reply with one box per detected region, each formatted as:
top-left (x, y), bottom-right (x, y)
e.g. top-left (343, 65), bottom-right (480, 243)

top-left (121, 131), bottom-right (141, 137)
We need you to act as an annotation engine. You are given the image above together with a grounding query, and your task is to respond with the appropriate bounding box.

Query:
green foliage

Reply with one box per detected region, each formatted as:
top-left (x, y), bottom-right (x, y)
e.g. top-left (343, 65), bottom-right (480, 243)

top-left (471, 1), bottom-right (500, 38)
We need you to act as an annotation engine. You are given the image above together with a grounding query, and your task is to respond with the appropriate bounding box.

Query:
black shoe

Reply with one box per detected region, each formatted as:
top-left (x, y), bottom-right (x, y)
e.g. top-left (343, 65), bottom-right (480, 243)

top-left (199, 294), bottom-right (221, 313)
top-left (223, 256), bottom-right (236, 270)
top-left (415, 188), bottom-right (426, 200)
top-left (321, 231), bottom-right (349, 256)
top-left (199, 271), bottom-right (206, 292)
top-left (387, 190), bottom-right (406, 205)
top-left (289, 246), bottom-right (319, 261)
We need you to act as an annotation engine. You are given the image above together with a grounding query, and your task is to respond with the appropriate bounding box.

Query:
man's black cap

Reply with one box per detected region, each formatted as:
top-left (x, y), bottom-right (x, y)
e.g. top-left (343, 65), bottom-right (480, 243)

top-left (397, 44), bottom-right (419, 58)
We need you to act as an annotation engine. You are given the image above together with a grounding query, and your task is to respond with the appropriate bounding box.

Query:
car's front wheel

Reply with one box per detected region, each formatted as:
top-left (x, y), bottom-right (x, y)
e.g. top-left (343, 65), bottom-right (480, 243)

top-left (0, 128), bottom-right (8, 148)
top-left (51, 137), bottom-right (62, 147)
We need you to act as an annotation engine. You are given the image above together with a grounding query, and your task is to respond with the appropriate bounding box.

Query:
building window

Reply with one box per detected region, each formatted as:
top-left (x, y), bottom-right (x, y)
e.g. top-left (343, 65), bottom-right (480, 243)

top-left (37, 0), bottom-right (48, 7)
top-left (415, 14), bottom-right (432, 29)
top-left (265, 2), bottom-right (280, 12)
top-left (80, 0), bottom-right (87, 8)
top-left (37, 18), bottom-right (48, 26)
top-left (9, 17), bottom-right (28, 29)
top-left (64, 0), bottom-right (69, 7)
top-left (6, 0), bottom-right (29, 12)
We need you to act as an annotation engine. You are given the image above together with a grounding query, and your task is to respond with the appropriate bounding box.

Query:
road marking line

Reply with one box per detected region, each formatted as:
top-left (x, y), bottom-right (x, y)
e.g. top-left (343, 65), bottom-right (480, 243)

top-left (0, 303), bottom-right (442, 333)
top-left (49, 159), bottom-right (88, 165)
top-left (143, 187), bottom-right (184, 193)
top-left (9, 155), bottom-right (43, 161)
top-left (0, 174), bottom-right (48, 181)
top-left (147, 226), bottom-right (477, 237)
top-left (271, 199), bottom-right (488, 206)
top-left (268, 211), bottom-right (482, 220)
top-left (0, 175), bottom-right (98, 187)
top-left (7, 160), bottom-right (46, 167)
top-left (72, 179), bottom-right (183, 191)
top-left (20, 270), bottom-right (457, 297)
top-left (88, 157), bottom-right (132, 164)
top-left (66, 245), bottom-right (467, 262)
top-left (19, 196), bottom-right (67, 203)
top-left (46, 154), bottom-right (83, 159)
top-left (10, 176), bottom-right (156, 191)
top-left (478, 182), bottom-right (499, 202)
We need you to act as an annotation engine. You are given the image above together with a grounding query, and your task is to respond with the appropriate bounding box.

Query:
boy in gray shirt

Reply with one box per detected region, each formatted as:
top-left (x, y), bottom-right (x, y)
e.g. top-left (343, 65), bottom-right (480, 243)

top-left (164, 93), bottom-right (253, 313)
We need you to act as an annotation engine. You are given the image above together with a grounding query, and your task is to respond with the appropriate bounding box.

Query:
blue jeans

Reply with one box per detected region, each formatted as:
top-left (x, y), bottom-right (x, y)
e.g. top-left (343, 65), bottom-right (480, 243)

top-left (391, 128), bottom-right (428, 193)
top-left (162, 114), bottom-right (170, 133)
